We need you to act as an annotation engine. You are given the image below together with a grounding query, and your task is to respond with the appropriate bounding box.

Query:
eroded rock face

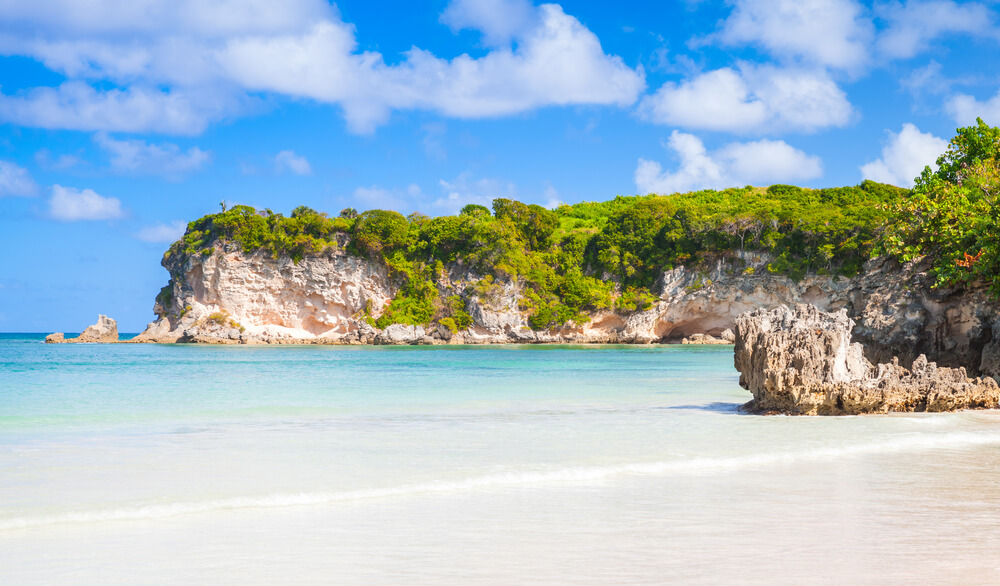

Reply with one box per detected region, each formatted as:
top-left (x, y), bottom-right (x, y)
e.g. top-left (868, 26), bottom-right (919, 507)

top-left (76, 314), bottom-right (119, 343)
top-left (46, 315), bottom-right (119, 343)
top-left (131, 245), bottom-right (856, 345)
top-left (133, 243), bottom-right (395, 344)
top-left (735, 304), bottom-right (1000, 415)
top-left (129, 239), bottom-right (1000, 361)
top-left (375, 324), bottom-right (426, 345)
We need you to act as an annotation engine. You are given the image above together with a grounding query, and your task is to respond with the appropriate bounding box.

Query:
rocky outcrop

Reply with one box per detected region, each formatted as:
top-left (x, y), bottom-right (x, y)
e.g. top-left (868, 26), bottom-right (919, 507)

top-left (734, 304), bottom-right (1000, 415)
top-left (375, 324), bottom-right (427, 345)
top-left (132, 241), bottom-right (393, 344)
top-left (131, 244), bottom-right (849, 345)
top-left (46, 315), bottom-right (119, 343)
top-left (847, 256), bottom-right (1000, 377)
top-left (124, 240), bottom-right (1000, 365)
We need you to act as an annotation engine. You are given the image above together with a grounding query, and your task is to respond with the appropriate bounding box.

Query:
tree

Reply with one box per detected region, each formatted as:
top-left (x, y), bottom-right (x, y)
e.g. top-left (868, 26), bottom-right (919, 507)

top-left (339, 207), bottom-right (359, 219)
top-left (460, 204), bottom-right (491, 218)
top-left (932, 117), bottom-right (1000, 184)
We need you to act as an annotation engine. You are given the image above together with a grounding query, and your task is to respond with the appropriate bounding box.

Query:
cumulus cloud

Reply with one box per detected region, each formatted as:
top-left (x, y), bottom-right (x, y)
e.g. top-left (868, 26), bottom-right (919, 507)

top-left (876, 0), bottom-right (995, 59)
top-left (48, 184), bottom-right (124, 221)
top-left (0, 83), bottom-right (235, 135)
top-left (705, 0), bottom-right (874, 71)
top-left (860, 123), bottom-right (948, 187)
top-left (638, 65), bottom-right (853, 133)
top-left (436, 172), bottom-right (516, 213)
top-left (135, 220), bottom-right (187, 243)
top-left (947, 91), bottom-right (1000, 126)
top-left (93, 132), bottom-right (210, 178)
top-left (0, 160), bottom-right (38, 197)
top-left (352, 173), bottom-right (525, 215)
top-left (0, 0), bottom-right (644, 134)
top-left (635, 131), bottom-right (823, 194)
top-left (440, 0), bottom-right (537, 46)
top-left (353, 184), bottom-right (423, 212)
top-left (274, 150), bottom-right (312, 175)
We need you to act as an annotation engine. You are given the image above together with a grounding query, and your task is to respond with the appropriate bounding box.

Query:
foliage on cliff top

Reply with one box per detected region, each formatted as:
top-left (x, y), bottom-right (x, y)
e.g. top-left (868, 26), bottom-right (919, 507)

top-left (880, 118), bottom-right (1000, 293)
top-left (165, 178), bottom-right (908, 329)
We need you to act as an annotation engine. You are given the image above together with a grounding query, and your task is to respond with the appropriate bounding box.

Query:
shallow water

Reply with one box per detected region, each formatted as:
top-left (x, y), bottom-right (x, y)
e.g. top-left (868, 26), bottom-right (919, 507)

top-left (2, 334), bottom-right (1000, 584)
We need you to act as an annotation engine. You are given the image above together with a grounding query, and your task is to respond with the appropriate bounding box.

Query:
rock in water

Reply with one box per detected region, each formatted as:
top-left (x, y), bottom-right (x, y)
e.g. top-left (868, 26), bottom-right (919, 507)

top-left (50, 315), bottom-right (119, 343)
top-left (734, 304), bottom-right (1000, 415)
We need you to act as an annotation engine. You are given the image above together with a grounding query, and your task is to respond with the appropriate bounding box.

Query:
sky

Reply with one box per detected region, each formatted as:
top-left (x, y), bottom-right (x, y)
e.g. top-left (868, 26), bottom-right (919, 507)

top-left (1, 0), bottom-right (999, 332)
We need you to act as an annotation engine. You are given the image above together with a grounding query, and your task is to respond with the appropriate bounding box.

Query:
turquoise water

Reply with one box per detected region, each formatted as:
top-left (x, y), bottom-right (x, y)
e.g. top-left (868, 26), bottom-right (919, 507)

top-left (3, 335), bottom-right (1000, 584)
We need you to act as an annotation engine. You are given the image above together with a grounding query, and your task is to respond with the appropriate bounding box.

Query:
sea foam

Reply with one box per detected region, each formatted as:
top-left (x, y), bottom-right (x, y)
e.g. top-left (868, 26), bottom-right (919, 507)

top-left (2, 430), bottom-right (997, 531)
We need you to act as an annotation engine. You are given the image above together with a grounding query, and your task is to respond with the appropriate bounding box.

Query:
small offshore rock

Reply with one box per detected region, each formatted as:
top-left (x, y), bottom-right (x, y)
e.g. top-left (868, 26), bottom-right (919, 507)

top-left (734, 304), bottom-right (1000, 415)
top-left (75, 314), bottom-right (119, 343)
top-left (49, 315), bottom-right (119, 344)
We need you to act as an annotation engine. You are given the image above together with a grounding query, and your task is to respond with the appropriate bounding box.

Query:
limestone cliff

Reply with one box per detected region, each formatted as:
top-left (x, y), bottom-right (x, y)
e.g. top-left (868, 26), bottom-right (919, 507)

top-left (134, 244), bottom-right (854, 345)
top-left (734, 304), bottom-right (1000, 415)
top-left (132, 241), bottom-right (1000, 374)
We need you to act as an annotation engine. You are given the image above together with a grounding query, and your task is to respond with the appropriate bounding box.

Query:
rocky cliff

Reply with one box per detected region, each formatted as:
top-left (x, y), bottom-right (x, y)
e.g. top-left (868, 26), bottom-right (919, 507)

top-left (734, 304), bottom-right (1000, 415)
top-left (131, 241), bottom-right (1000, 380)
top-left (133, 244), bottom-right (854, 345)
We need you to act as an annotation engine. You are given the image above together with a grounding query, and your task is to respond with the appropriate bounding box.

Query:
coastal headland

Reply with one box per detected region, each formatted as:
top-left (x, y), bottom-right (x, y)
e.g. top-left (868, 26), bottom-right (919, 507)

top-left (48, 120), bottom-right (1000, 413)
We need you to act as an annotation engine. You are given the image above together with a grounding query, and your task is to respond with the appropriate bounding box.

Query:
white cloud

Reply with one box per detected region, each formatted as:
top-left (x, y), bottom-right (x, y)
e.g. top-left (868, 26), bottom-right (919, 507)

top-left (440, 0), bottom-right (537, 46)
top-left (34, 149), bottom-right (83, 170)
top-left (635, 131), bottom-right (823, 194)
top-left (0, 1), bottom-right (644, 135)
top-left (0, 83), bottom-right (234, 135)
top-left (0, 160), bottom-right (38, 197)
top-left (706, 0), bottom-right (874, 71)
top-left (93, 132), bottom-right (210, 178)
top-left (436, 172), bottom-right (516, 213)
top-left (352, 174), bottom-right (531, 216)
top-left (49, 184), bottom-right (124, 221)
top-left (876, 0), bottom-right (994, 59)
top-left (353, 184), bottom-right (422, 212)
top-left (638, 65), bottom-right (853, 133)
top-left (947, 91), bottom-right (1000, 126)
top-left (135, 220), bottom-right (187, 243)
top-left (274, 150), bottom-right (312, 175)
top-left (860, 123), bottom-right (948, 187)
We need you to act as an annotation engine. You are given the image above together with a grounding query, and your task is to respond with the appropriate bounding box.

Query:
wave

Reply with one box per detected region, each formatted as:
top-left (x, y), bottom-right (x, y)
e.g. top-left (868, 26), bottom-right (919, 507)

top-left (3, 430), bottom-right (998, 531)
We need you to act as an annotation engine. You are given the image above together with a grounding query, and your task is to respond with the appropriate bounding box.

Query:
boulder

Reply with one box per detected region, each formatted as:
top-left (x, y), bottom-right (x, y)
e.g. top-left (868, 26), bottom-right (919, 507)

top-left (734, 304), bottom-right (1000, 415)
top-left (375, 324), bottom-right (425, 345)
top-left (44, 332), bottom-right (65, 344)
top-left (75, 314), bottom-right (119, 343)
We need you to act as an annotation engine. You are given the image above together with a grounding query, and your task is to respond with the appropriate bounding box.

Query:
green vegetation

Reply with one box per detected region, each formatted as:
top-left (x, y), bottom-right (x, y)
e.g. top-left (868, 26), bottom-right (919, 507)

top-left (880, 117), bottom-right (1000, 293)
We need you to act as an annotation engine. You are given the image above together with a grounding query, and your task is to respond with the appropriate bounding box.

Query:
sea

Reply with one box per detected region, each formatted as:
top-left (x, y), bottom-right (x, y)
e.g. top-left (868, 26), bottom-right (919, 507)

top-left (3, 333), bottom-right (1000, 584)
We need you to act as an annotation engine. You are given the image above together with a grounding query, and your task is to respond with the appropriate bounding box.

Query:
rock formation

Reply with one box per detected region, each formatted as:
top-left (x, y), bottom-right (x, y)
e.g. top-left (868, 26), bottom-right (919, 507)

top-left (46, 315), bottom-right (119, 343)
top-left (110, 237), bottom-right (1000, 371)
top-left (131, 245), bottom-right (851, 345)
top-left (734, 304), bottom-right (1000, 415)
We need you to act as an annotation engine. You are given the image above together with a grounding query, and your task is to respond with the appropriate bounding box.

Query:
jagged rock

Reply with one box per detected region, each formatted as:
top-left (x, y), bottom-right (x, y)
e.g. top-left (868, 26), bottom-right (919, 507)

top-left (681, 333), bottom-right (732, 345)
top-left (47, 315), bottom-right (119, 343)
top-left (76, 314), bottom-right (119, 342)
top-left (720, 328), bottom-right (735, 342)
top-left (375, 324), bottom-right (425, 345)
top-left (734, 304), bottom-right (1000, 415)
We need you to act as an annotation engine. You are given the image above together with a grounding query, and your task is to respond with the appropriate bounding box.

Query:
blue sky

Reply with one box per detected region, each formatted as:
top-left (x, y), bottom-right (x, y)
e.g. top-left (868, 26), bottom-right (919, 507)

top-left (2, 0), bottom-right (999, 332)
